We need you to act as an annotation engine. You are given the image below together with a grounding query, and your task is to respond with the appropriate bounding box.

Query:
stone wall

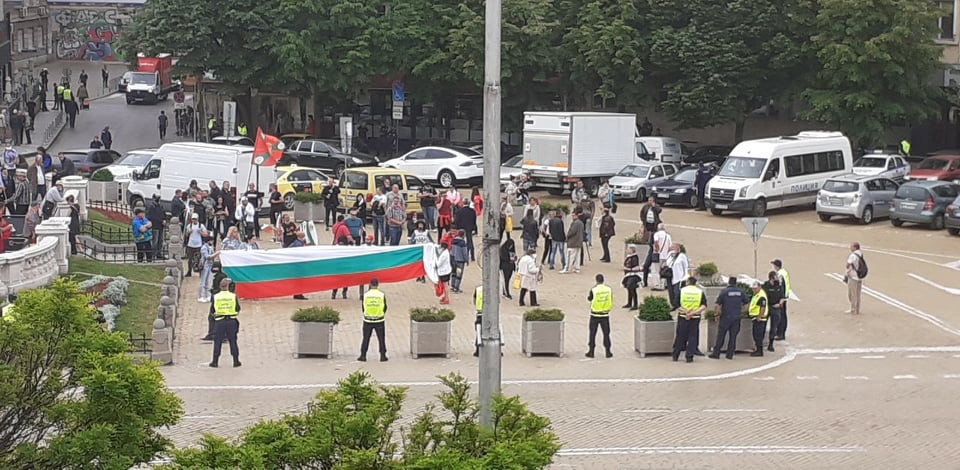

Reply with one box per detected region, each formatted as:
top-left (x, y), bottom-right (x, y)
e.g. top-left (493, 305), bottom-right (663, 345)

top-left (0, 217), bottom-right (70, 299)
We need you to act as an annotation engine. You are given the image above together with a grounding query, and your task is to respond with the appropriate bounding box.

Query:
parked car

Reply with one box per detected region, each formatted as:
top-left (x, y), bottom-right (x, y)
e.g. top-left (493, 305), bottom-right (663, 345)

top-left (650, 167), bottom-right (705, 208)
top-left (946, 195), bottom-right (960, 236)
top-left (103, 148), bottom-right (158, 182)
top-left (685, 145), bottom-right (732, 166)
top-left (816, 175), bottom-right (899, 224)
top-left (609, 163), bottom-right (677, 201)
top-left (852, 152), bottom-right (910, 181)
top-left (53, 149), bottom-right (122, 176)
top-left (117, 71), bottom-right (133, 93)
top-left (380, 146), bottom-right (483, 188)
top-left (211, 136), bottom-right (255, 147)
top-left (278, 139), bottom-right (379, 177)
top-left (889, 180), bottom-right (960, 229)
top-left (499, 154), bottom-right (524, 187)
top-left (280, 133), bottom-right (311, 148)
top-left (905, 155), bottom-right (960, 182)
top-left (275, 166), bottom-right (332, 210)
top-left (339, 167), bottom-right (426, 213)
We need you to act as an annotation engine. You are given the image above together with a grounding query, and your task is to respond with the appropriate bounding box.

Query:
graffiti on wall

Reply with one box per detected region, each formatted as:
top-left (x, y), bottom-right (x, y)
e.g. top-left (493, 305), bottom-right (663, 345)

top-left (53, 8), bottom-right (136, 61)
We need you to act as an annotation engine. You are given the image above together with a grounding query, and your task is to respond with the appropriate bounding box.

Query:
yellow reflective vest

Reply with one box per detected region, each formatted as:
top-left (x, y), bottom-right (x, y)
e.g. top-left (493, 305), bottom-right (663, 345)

top-left (590, 284), bottom-right (612, 316)
top-left (475, 286), bottom-right (483, 313)
top-left (778, 268), bottom-right (791, 298)
top-left (62, 88), bottom-right (73, 101)
top-left (213, 291), bottom-right (238, 317)
top-left (363, 289), bottom-right (385, 322)
top-left (749, 289), bottom-right (768, 320)
top-left (680, 285), bottom-right (704, 318)
top-left (237, 125), bottom-right (248, 136)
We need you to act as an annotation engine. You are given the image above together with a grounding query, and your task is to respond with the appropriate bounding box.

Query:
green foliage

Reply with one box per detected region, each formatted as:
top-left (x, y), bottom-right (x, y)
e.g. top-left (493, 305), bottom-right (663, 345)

top-left (696, 262), bottom-right (718, 278)
top-left (90, 168), bottom-right (114, 182)
top-left (167, 372), bottom-right (560, 468)
top-left (801, 0), bottom-right (943, 147)
top-left (523, 308), bottom-right (565, 322)
top-left (0, 279), bottom-right (183, 469)
top-left (623, 232), bottom-right (645, 245)
top-left (638, 295), bottom-right (673, 321)
top-left (291, 306), bottom-right (341, 324)
top-left (293, 191), bottom-right (324, 204)
top-left (410, 307), bottom-right (456, 323)
top-left (540, 202), bottom-right (571, 215)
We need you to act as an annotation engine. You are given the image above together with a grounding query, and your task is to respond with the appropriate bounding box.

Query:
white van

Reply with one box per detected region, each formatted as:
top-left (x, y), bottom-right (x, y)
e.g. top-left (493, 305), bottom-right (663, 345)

top-left (635, 136), bottom-right (687, 164)
top-left (705, 131), bottom-right (853, 217)
top-left (126, 143), bottom-right (275, 209)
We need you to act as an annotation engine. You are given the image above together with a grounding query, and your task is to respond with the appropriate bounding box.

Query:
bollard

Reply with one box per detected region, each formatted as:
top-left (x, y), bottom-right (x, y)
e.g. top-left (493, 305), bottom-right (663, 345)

top-left (150, 318), bottom-right (173, 365)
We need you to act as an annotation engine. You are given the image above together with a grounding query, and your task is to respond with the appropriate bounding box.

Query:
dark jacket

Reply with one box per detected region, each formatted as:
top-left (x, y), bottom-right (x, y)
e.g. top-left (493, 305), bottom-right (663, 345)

top-left (171, 198), bottom-right (186, 222)
top-left (639, 203), bottom-right (661, 230)
top-left (320, 185), bottom-right (340, 208)
top-left (521, 216), bottom-right (539, 242)
top-left (548, 217), bottom-right (566, 242)
top-left (454, 206), bottom-right (477, 233)
top-left (763, 281), bottom-right (784, 307)
top-left (566, 218), bottom-right (585, 248)
top-left (452, 237), bottom-right (469, 263)
top-left (599, 214), bottom-right (616, 238)
top-left (146, 200), bottom-right (165, 226)
top-left (58, 157), bottom-right (76, 177)
top-left (499, 239), bottom-right (516, 270)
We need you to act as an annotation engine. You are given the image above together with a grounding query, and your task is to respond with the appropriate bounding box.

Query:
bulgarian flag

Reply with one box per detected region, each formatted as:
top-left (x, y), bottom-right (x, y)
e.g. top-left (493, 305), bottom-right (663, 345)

top-left (252, 127), bottom-right (285, 166)
top-left (219, 245), bottom-right (440, 299)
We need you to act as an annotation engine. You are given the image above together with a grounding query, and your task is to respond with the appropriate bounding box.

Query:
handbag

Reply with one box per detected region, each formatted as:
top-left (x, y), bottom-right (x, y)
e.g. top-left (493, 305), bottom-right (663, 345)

top-left (505, 215), bottom-right (513, 232)
top-left (512, 273), bottom-right (522, 290)
top-left (659, 254), bottom-right (674, 279)
top-left (434, 282), bottom-right (445, 297)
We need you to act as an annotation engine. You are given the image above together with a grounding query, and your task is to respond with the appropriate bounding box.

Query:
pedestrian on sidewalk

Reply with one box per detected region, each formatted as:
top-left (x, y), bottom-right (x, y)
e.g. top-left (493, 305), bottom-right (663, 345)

top-left (10, 110), bottom-right (24, 146)
top-left (500, 237), bottom-right (517, 299)
top-left (101, 65), bottom-right (109, 92)
top-left (89, 135), bottom-right (103, 149)
top-left (27, 157), bottom-right (45, 201)
top-left (22, 111), bottom-right (32, 146)
top-left (132, 208), bottom-right (154, 263)
top-left (622, 244), bottom-right (641, 310)
top-left (79, 70), bottom-right (88, 88)
top-left (101, 127), bottom-right (113, 149)
top-left (40, 68), bottom-right (49, 94)
top-left (748, 281), bottom-right (769, 356)
top-left (845, 242), bottom-right (866, 315)
top-left (435, 241), bottom-right (452, 304)
top-left (762, 271), bottom-right (784, 352)
top-left (771, 259), bottom-right (791, 340)
top-left (76, 84), bottom-right (89, 111)
top-left (598, 207), bottom-right (615, 262)
top-left (54, 83), bottom-right (64, 111)
top-left (561, 208), bottom-right (584, 274)
top-left (158, 111), bottom-right (168, 139)
top-left (209, 278), bottom-right (242, 368)
top-left (517, 247), bottom-right (541, 306)
top-left (673, 276), bottom-right (706, 363)
top-left (585, 273), bottom-right (614, 358)
top-left (64, 99), bottom-right (78, 129)
top-left (358, 278), bottom-right (389, 362)
top-left (26, 97), bottom-right (36, 121)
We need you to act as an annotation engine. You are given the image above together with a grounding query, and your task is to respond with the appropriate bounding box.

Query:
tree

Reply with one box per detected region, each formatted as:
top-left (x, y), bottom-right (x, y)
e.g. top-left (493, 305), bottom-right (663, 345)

top-left (0, 279), bottom-right (182, 469)
top-left (167, 372), bottom-right (560, 468)
top-left (802, 0), bottom-right (944, 147)
top-left (648, 0), bottom-right (815, 141)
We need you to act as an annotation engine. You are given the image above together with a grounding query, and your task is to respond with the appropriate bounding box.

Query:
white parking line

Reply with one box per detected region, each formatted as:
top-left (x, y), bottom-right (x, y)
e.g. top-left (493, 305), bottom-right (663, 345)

top-left (796, 376), bottom-right (819, 380)
top-left (943, 374), bottom-right (960, 379)
top-left (753, 376), bottom-right (775, 381)
top-left (906, 354), bottom-right (930, 359)
top-left (703, 408), bottom-right (767, 413)
top-left (861, 355), bottom-right (886, 359)
top-left (893, 375), bottom-right (918, 380)
top-left (844, 376), bottom-right (870, 380)
top-left (813, 356), bottom-right (839, 360)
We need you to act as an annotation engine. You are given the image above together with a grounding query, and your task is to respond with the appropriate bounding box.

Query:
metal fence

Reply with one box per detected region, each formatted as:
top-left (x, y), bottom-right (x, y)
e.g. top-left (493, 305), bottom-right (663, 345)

top-left (88, 200), bottom-right (134, 218)
top-left (80, 219), bottom-right (133, 244)
top-left (126, 332), bottom-right (152, 354)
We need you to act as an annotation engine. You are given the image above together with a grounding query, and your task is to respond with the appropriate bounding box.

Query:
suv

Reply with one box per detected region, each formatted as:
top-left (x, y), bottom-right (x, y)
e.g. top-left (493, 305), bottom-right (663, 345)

top-left (54, 149), bottom-right (122, 176)
top-left (279, 139), bottom-right (378, 176)
top-left (946, 195), bottom-right (960, 236)
top-left (889, 180), bottom-right (960, 230)
top-left (816, 175), bottom-right (899, 224)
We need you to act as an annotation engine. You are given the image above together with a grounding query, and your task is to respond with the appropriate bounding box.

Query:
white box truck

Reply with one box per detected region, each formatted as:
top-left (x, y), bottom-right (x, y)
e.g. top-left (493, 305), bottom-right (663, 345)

top-left (126, 142), bottom-right (275, 210)
top-left (521, 112), bottom-right (650, 195)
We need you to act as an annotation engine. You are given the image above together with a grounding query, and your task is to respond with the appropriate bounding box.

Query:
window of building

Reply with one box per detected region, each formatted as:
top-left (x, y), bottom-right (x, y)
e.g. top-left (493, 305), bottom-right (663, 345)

top-left (940, 1), bottom-right (956, 41)
top-left (25, 27), bottom-right (34, 51)
top-left (34, 27), bottom-right (42, 49)
top-left (16, 30), bottom-right (23, 52)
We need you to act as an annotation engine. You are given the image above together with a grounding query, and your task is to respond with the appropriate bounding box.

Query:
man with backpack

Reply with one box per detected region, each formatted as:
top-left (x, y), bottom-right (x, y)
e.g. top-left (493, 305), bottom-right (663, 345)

top-left (845, 242), bottom-right (867, 315)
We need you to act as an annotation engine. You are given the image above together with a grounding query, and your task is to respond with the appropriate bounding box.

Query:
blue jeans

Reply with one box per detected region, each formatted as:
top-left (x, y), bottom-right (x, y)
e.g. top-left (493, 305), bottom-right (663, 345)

top-left (388, 225), bottom-right (402, 246)
top-left (451, 261), bottom-right (466, 291)
top-left (423, 206), bottom-right (437, 230)
top-left (549, 241), bottom-right (566, 268)
top-left (522, 237), bottom-right (537, 253)
top-left (373, 215), bottom-right (386, 246)
top-left (199, 263), bottom-right (213, 299)
top-left (465, 229), bottom-right (476, 261)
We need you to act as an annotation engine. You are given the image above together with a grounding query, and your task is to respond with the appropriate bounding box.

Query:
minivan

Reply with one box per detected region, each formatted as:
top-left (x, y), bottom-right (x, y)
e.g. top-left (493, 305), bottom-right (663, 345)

top-left (339, 167), bottom-right (426, 213)
top-left (635, 136), bottom-right (687, 165)
top-left (705, 131), bottom-right (853, 217)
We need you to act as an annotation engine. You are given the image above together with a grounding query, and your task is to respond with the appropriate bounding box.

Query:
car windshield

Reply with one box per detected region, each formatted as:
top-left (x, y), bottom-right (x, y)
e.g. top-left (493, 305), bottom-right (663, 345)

top-left (917, 158), bottom-right (951, 170)
top-left (674, 169), bottom-right (696, 183)
top-left (823, 180), bottom-right (859, 193)
top-left (116, 152), bottom-right (153, 166)
top-left (130, 73), bottom-right (157, 85)
top-left (718, 157), bottom-right (766, 178)
top-left (854, 157), bottom-right (886, 168)
top-left (503, 155), bottom-right (522, 168)
top-left (895, 185), bottom-right (929, 200)
top-left (617, 165), bottom-right (649, 177)
top-left (340, 172), bottom-right (368, 190)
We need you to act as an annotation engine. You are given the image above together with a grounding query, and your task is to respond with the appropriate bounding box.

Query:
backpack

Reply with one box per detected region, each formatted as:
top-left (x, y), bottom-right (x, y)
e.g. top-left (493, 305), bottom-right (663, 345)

top-left (855, 253), bottom-right (868, 279)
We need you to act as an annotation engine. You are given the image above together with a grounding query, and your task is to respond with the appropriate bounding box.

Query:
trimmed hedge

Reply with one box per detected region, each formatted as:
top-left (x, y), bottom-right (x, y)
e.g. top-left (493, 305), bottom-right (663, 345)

top-left (291, 306), bottom-right (341, 324)
top-left (638, 295), bottom-right (673, 322)
top-left (410, 307), bottom-right (456, 322)
top-left (522, 308), bottom-right (564, 322)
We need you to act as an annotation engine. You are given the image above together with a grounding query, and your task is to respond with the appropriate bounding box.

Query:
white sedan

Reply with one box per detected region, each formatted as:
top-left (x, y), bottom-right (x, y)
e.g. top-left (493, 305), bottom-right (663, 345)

top-left (380, 146), bottom-right (483, 188)
top-left (104, 148), bottom-right (158, 182)
top-left (852, 153), bottom-right (910, 182)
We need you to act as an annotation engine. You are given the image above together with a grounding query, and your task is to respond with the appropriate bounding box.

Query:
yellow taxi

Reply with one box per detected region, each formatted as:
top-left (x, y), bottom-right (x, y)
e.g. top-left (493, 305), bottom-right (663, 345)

top-left (275, 166), bottom-right (334, 209)
top-left (340, 167), bottom-right (427, 212)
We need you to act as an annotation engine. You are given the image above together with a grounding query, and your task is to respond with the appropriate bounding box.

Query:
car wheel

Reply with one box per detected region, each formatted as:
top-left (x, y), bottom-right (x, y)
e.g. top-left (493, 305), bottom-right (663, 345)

top-left (709, 208), bottom-right (724, 216)
top-left (130, 196), bottom-right (144, 211)
top-left (635, 188), bottom-right (646, 202)
top-left (931, 214), bottom-right (945, 230)
top-left (547, 187), bottom-right (564, 196)
top-left (283, 192), bottom-right (295, 210)
top-left (818, 213), bottom-right (831, 222)
top-left (860, 206), bottom-right (873, 225)
top-left (891, 218), bottom-right (903, 227)
top-left (687, 193), bottom-right (698, 208)
top-left (948, 227), bottom-right (959, 236)
top-left (438, 170), bottom-right (456, 188)
top-left (752, 198), bottom-right (767, 217)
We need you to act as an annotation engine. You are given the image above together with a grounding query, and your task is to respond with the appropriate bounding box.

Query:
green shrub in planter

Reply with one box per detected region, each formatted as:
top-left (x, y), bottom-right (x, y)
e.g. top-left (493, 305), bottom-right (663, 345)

top-left (293, 191), bottom-right (325, 204)
top-left (696, 262), bottom-right (718, 278)
top-left (90, 168), bottom-right (114, 182)
top-left (540, 202), bottom-right (571, 215)
top-left (523, 308), bottom-right (564, 322)
top-left (291, 306), bottom-right (341, 324)
top-left (410, 307), bottom-right (455, 322)
top-left (623, 233), bottom-right (644, 245)
top-left (638, 295), bottom-right (673, 322)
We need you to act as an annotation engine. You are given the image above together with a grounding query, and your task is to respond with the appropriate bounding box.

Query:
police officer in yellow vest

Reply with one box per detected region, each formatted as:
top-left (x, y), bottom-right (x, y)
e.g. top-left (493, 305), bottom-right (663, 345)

top-left (55, 83), bottom-right (65, 110)
top-left (472, 285), bottom-right (504, 357)
top-left (237, 122), bottom-right (248, 136)
top-left (771, 259), bottom-right (790, 341)
top-left (210, 278), bottom-right (241, 368)
top-left (748, 280), bottom-right (769, 357)
top-left (586, 274), bottom-right (614, 358)
top-left (62, 85), bottom-right (73, 103)
top-left (673, 277), bottom-right (707, 363)
top-left (358, 278), bottom-right (388, 362)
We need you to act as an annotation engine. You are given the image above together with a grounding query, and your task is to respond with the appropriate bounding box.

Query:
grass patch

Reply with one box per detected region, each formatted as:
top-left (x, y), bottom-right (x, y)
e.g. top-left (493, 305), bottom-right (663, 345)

top-left (68, 258), bottom-right (164, 337)
top-left (86, 210), bottom-right (134, 243)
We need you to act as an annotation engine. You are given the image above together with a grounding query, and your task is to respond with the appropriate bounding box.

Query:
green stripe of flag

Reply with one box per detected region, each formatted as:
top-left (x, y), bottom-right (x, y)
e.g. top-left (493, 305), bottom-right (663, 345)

top-left (225, 247), bottom-right (424, 283)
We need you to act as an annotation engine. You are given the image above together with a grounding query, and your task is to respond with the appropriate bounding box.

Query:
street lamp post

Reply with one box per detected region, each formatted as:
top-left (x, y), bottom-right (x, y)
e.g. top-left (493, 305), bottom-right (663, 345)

top-left (478, 0), bottom-right (503, 428)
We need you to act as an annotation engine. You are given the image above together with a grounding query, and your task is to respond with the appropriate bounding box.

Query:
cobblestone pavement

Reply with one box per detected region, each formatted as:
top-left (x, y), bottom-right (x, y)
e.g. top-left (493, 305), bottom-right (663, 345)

top-left (157, 199), bottom-right (960, 468)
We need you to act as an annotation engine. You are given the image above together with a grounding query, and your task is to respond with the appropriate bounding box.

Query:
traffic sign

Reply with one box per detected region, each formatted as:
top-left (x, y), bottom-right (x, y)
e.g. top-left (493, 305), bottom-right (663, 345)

top-left (392, 100), bottom-right (403, 120)
top-left (392, 82), bottom-right (405, 102)
top-left (741, 217), bottom-right (768, 243)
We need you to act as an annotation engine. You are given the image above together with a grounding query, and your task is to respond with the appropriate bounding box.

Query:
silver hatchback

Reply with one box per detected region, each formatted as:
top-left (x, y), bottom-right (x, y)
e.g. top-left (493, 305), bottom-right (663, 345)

top-left (816, 175), bottom-right (899, 224)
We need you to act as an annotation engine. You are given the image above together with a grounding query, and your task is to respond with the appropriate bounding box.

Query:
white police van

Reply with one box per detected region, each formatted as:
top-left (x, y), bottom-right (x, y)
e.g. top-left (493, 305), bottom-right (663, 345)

top-left (705, 131), bottom-right (853, 217)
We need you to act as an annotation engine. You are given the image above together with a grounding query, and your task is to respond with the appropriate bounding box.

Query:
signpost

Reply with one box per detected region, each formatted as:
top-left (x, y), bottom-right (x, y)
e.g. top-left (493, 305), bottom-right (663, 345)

top-left (222, 101), bottom-right (237, 138)
top-left (741, 217), bottom-right (769, 277)
top-left (339, 116), bottom-right (353, 155)
top-left (391, 82), bottom-right (403, 153)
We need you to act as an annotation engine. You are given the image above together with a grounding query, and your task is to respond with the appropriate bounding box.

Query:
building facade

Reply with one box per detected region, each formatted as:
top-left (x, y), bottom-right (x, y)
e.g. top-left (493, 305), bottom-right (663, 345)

top-left (47, 0), bottom-right (144, 62)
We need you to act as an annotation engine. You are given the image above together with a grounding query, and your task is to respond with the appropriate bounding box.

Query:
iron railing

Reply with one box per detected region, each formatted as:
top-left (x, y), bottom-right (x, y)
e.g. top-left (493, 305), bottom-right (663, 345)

top-left (126, 332), bottom-right (152, 354)
top-left (88, 200), bottom-right (134, 218)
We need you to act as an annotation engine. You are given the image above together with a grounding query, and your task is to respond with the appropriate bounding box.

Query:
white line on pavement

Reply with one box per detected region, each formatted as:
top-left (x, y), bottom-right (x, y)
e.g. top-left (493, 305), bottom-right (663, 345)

top-left (893, 375), bottom-right (918, 380)
top-left (943, 374), bottom-right (960, 379)
top-left (813, 356), bottom-right (839, 360)
top-left (844, 376), bottom-right (870, 380)
top-left (797, 345), bottom-right (960, 354)
top-left (862, 355), bottom-right (886, 359)
top-left (753, 376), bottom-right (775, 381)
top-left (622, 409), bottom-right (672, 413)
top-left (703, 408), bottom-right (767, 413)
top-left (556, 445), bottom-right (866, 456)
top-left (796, 376), bottom-right (819, 380)
top-left (906, 354), bottom-right (930, 359)
top-left (907, 273), bottom-right (960, 295)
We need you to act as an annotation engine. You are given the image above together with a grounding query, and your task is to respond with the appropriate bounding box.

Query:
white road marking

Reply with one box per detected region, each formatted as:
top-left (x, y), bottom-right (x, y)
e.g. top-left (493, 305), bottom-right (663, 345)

top-left (945, 260), bottom-right (960, 271)
top-left (906, 354), bottom-right (930, 359)
top-left (844, 376), bottom-right (870, 380)
top-left (703, 408), bottom-right (767, 413)
top-left (813, 356), bottom-right (838, 360)
top-left (943, 374), bottom-right (960, 379)
top-left (796, 376), bottom-right (819, 380)
top-left (826, 273), bottom-right (960, 337)
top-left (893, 375), bottom-right (918, 380)
top-left (862, 355), bottom-right (886, 359)
top-left (556, 445), bottom-right (865, 456)
top-left (753, 376), bottom-right (775, 381)
top-left (799, 346), bottom-right (960, 354)
top-left (907, 273), bottom-right (960, 295)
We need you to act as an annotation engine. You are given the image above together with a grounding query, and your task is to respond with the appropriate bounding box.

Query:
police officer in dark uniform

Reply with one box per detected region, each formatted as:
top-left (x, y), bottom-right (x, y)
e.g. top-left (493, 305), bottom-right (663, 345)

top-left (673, 277), bottom-right (706, 363)
top-left (358, 278), bottom-right (388, 362)
top-left (210, 278), bottom-right (241, 368)
top-left (201, 262), bottom-right (229, 341)
top-left (709, 277), bottom-right (749, 360)
top-left (586, 273), bottom-right (614, 358)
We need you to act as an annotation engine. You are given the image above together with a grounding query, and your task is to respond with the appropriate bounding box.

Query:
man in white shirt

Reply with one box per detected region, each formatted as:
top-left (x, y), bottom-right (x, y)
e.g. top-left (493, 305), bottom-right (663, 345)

top-left (235, 199), bottom-right (256, 239)
top-left (41, 182), bottom-right (64, 218)
top-left (651, 223), bottom-right (672, 289)
top-left (845, 242), bottom-right (864, 315)
top-left (667, 242), bottom-right (688, 309)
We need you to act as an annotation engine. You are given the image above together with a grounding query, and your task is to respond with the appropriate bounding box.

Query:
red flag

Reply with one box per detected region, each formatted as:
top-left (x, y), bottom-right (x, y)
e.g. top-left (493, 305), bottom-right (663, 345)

top-left (252, 127), bottom-right (285, 166)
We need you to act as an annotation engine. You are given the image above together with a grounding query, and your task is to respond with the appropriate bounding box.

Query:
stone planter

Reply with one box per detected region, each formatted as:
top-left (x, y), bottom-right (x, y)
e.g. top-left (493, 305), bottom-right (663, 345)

top-left (634, 316), bottom-right (676, 358)
top-left (706, 317), bottom-right (755, 354)
top-left (522, 320), bottom-right (564, 357)
top-left (702, 285), bottom-right (725, 304)
top-left (293, 201), bottom-right (325, 222)
top-left (410, 320), bottom-right (452, 358)
top-left (294, 321), bottom-right (336, 358)
top-left (87, 180), bottom-right (122, 203)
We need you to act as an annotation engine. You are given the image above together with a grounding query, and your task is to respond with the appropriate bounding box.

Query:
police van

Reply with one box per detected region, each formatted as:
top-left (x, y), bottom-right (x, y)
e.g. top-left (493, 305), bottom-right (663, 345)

top-left (705, 131), bottom-right (853, 217)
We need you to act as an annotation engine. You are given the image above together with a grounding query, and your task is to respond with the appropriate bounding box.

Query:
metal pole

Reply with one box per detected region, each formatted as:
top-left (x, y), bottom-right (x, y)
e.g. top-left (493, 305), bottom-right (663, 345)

top-left (478, 0), bottom-right (502, 428)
